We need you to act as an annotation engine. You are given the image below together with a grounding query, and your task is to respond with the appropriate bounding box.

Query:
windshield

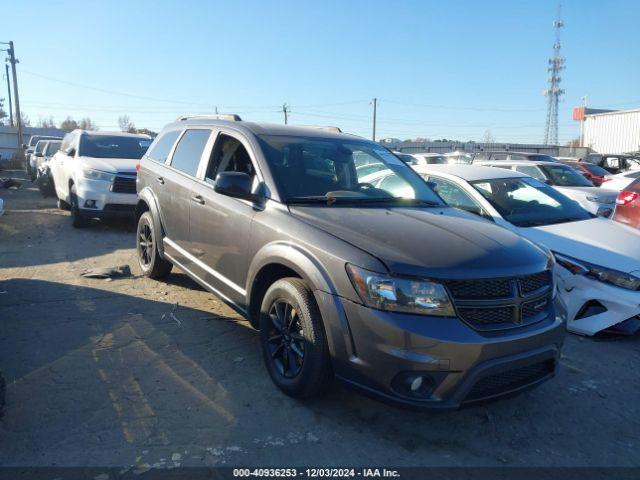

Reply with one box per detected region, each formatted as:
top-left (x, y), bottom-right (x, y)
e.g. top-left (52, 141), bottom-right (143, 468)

top-left (34, 141), bottom-right (47, 154)
top-left (425, 155), bottom-right (448, 164)
top-left (394, 152), bottom-right (418, 165)
top-left (471, 177), bottom-right (592, 227)
top-left (258, 135), bottom-right (444, 206)
top-left (581, 163), bottom-right (610, 176)
top-left (78, 135), bottom-right (151, 159)
top-left (44, 141), bottom-right (61, 156)
top-left (540, 164), bottom-right (594, 187)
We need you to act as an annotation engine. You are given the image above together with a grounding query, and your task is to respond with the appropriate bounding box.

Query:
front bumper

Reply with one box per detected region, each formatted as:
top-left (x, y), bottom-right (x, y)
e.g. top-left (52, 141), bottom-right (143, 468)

top-left (556, 265), bottom-right (640, 336)
top-left (316, 292), bottom-right (565, 410)
top-left (75, 177), bottom-right (137, 218)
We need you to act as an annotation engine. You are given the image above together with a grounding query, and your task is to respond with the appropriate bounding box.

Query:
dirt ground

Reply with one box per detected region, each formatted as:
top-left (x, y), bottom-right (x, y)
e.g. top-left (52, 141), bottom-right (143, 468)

top-left (0, 171), bottom-right (639, 469)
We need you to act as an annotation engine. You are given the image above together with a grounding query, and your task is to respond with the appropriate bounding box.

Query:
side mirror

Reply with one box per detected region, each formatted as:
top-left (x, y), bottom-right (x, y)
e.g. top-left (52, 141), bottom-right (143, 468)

top-left (22, 144), bottom-right (28, 150)
top-left (214, 172), bottom-right (259, 201)
top-left (65, 147), bottom-right (76, 157)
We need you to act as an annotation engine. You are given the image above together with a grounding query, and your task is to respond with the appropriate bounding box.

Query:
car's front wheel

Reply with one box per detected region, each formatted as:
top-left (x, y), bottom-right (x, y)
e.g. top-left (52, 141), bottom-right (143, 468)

top-left (259, 278), bottom-right (332, 398)
top-left (69, 184), bottom-right (89, 228)
top-left (137, 211), bottom-right (173, 278)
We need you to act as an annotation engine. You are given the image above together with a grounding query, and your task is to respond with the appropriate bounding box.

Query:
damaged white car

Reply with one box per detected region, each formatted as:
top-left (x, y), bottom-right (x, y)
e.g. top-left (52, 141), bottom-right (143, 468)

top-left (412, 164), bottom-right (640, 336)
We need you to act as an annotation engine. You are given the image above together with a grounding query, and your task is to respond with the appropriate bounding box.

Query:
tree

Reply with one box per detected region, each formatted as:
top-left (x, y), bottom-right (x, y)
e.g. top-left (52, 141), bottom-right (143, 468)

top-left (60, 116), bottom-right (78, 130)
top-left (566, 137), bottom-right (581, 147)
top-left (78, 117), bottom-right (98, 130)
top-left (0, 98), bottom-right (7, 126)
top-left (483, 129), bottom-right (495, 144)
top-left (135, 128), bottom-right (157, 137)
top-left (118, 115), bottom-right (137, 133)
top-left (37, 116), bottom-right (57, 128)
top-left (20, 112), bottom-right (30, 127)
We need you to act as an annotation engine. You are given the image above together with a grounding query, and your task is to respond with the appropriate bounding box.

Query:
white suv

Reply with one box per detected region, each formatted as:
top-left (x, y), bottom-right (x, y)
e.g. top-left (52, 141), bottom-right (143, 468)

top-left (49, 129), bottom-right (152, 227)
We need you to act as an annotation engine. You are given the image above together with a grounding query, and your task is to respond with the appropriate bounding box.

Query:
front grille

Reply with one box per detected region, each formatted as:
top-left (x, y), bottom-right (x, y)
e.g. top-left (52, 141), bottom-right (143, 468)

top-left (458, 306), bottom-right (515, 328)
top-left (445, 278), bottom-right (512, 300)
top-left (446, 270), bottom-right (552, 331)
top-left (464, 360), bottom-right (555, 402)
top-left (103, 204), bottom-right (136, 213)
top-left (519, 271), bottom-right (552, 295)
top-left (111, 175), bottom-right (137, 194)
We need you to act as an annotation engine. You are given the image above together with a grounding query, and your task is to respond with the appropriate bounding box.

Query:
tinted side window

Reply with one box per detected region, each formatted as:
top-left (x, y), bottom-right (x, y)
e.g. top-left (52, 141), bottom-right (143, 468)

top-left (169, 129), bottom-right (212, 176)
top-left (147, 130), bottom-right (180, 163)
top-left (429, 177), bottom-right (482, 214)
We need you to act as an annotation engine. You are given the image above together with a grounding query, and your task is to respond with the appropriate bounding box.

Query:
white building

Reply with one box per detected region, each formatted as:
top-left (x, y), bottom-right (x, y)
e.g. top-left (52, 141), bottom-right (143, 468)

top-left (583, 108), bottom-right (640, 154)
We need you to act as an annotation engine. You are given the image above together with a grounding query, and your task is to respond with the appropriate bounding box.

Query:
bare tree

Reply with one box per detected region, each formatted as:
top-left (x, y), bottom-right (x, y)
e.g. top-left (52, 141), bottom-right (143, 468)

top-left (78, 117), bottom-right (98, 130)
top-left (60, 116), bottom-right (79, 130)
top-left (37, 116), bottom-right (57, 128)
top-left (0, 98), bottom-right (7, 126)
top-left (483, 129), bottom-right (495, 144)
top-left (118, 115), bottom-right (137, 133)
top-left (20, 112), bottom-right (30, 127)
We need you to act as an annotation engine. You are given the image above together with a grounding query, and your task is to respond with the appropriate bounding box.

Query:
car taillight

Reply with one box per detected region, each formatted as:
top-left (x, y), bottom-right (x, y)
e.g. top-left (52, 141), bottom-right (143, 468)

top-left (616, 190), bottom-right (638, 206)
top-left (135, 162), bottom-right (141, 172)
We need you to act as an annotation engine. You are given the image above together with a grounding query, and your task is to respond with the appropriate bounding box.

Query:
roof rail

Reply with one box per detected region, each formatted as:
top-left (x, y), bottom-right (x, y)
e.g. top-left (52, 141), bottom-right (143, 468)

top-left (298, 125), bottom-right (342, 133)
top-left (177, 114), bottom-right (242, 122)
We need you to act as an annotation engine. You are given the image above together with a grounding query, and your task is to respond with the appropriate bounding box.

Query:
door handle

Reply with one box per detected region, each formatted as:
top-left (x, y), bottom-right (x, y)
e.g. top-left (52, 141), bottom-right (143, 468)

top-left (156, 177), bottom-right (165, 185)
top-left (191, 195), bottom-right (205, 205)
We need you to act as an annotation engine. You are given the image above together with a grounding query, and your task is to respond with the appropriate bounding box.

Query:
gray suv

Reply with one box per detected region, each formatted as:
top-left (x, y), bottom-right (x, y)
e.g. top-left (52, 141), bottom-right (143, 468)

top-left (135, 116), bottom-right (565, 409)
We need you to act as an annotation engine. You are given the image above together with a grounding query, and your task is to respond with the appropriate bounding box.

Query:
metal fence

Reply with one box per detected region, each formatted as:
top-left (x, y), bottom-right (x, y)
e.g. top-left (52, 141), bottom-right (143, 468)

top-left (0, 125), bottom-right (70, 164)
top-left (383, 140), bottom-right (590, 159)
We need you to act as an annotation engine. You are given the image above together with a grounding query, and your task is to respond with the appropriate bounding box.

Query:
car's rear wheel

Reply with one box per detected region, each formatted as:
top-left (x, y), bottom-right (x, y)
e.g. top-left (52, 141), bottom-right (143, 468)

top-left (259, 278), bottom-right (332, 398)
top-left (137, 211), bottom-right (173, 278)
top-left (69, 184), bottom-right (88, 228)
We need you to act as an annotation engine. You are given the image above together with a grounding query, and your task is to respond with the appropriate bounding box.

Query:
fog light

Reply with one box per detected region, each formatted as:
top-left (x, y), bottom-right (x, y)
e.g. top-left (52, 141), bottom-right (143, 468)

top-left (391, 372), bottom-right (436, 400)
top-left (410, 376), bottom-right (423, 392)
top-left (84, 200), bottom-right (97, 209)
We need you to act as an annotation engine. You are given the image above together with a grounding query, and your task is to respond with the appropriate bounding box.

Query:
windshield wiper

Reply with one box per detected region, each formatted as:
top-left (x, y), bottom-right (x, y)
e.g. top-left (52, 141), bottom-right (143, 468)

top-left (285, 196), bottom-right (442, 207)
top-left (518, 217), bottom-right (584, 227)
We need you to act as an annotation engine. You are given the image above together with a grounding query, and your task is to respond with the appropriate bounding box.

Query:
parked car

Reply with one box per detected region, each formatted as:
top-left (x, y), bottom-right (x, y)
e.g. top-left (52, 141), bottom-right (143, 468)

top-left (599, 170), bottom-right (640, 192)
top-left (49, 130), bottom-right (152, 227)
top-left (557, 159), bottom-right (613, 187)
top-left (135, 116), bottom-right (564, 409)
top-left (416, 164), bottom-right (640, 336)
top-left (612, 177), bottom-right (640, 230)
top-left (392, 151), bottom-right (420, 166)
top-left (35, 140), bottom-right (62, 197)
top-left (24, 135), bottom-right (62, 179)
top-left (444, 150), bottom-right (473, 164)
top-left (583, 153), bottom-right (640, 175)
top-left (411, 152), bottom-right (449, 165)
top-left (472, 151), bottom-right (557, 163)
top-left (475, 160), bottom-right (617, 217)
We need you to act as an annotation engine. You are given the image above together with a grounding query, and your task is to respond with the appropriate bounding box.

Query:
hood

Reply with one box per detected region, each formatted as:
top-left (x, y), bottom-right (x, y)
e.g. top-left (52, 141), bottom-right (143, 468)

top-left (520, 217), bottom-right (640, 273)
top-left (78, 156), bottom-right (138, 174)
top-left (289, 206), bottom-right (550, 279)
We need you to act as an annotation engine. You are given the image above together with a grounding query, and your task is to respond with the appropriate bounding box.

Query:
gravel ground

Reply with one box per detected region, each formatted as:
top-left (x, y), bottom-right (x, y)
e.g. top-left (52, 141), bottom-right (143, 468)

top-left (0, 171), bottom-right (639, 470)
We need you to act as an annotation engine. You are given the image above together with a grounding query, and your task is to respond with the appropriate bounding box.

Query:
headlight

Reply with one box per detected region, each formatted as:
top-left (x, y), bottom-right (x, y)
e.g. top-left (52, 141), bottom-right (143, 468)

top-left (346, 264), bottom-right (455, 316)
top-left (553, 252), bottom-right (640, 290)
top-left (82, 169), bottom-right (115, 182)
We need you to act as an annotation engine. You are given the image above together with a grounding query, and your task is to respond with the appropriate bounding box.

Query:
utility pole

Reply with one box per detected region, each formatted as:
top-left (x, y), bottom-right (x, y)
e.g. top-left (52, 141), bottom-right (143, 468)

top-left (282, 103), bottom-right (289, 125)
top-left (3, 41), bottom-right (24, 167)
top-left (371, 98), bottom-right (377, 141)
top-left (4, 63), bottom-right (13, 126)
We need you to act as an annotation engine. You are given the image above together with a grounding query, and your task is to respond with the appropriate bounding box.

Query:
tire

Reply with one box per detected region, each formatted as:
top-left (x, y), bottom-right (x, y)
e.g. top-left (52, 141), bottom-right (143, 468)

top-left (259, 278), bottom-right (332, 398)
top-left (69, 184), bottom-right (89, 228)
top-left (57, 198), bottom-right (70, 210)
top-left (136, 211), bottom-right (173, 279)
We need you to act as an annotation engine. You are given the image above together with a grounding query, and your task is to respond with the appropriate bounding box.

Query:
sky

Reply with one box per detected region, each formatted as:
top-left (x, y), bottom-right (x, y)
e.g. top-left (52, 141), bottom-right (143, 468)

top-left (3, 0), bottom-right (639, 144)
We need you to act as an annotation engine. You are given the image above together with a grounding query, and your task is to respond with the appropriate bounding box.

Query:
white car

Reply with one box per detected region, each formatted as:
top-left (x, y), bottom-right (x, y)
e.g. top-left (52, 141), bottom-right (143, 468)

top-left (475, 160), bottom-right (617, 217)
top-left (411, 164), bottom-right (640, 336)
top-left (49, 129), bottom-right (152, 227)
top-left (599, 170), bottom-right (640, 192)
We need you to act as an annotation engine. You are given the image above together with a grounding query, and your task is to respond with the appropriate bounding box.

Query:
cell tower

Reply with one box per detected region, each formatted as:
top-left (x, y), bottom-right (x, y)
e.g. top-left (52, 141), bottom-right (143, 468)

top-left (543, 4), bottom-right (565, 145)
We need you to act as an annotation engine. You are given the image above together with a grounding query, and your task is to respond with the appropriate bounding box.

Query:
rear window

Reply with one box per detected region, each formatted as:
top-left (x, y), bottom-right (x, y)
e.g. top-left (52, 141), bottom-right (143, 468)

top-left (540, 164), bottom-right (594, 187)
top-left (147, 130), bottom-right (180, 163)
top-left (169, 129), bottom-right (212, 176)
top-left (581, 163), bottom-right (610, 176)
top-left (79, 135), bottom-right (151, 159)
